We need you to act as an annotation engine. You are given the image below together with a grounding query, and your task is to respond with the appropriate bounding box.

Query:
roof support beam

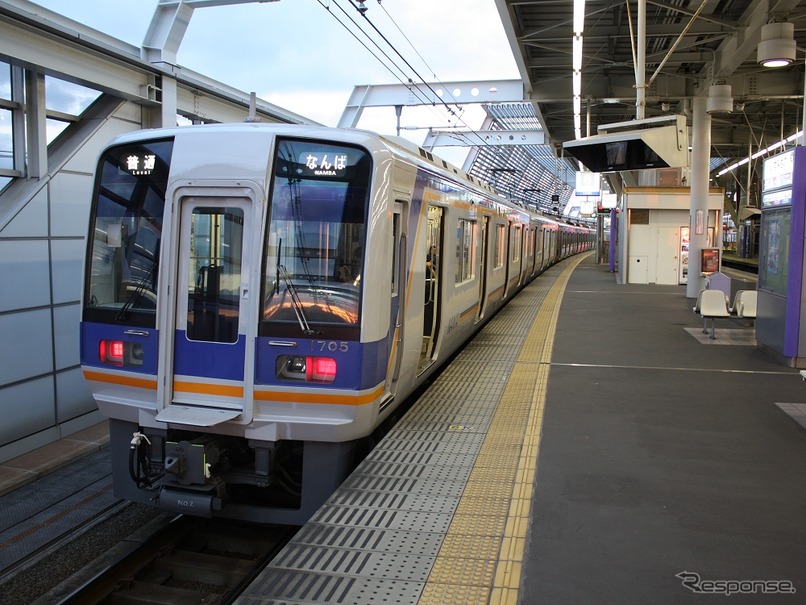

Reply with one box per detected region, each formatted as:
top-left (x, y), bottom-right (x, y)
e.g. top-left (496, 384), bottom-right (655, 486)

top-left (338, 80), bottom-right (525, 128)
top-left (142, 0), bottom-right (281, 64)
top-left (423, 129), bottom-right (545, 148)
top-left (0, 16), bottom-right (152, 101)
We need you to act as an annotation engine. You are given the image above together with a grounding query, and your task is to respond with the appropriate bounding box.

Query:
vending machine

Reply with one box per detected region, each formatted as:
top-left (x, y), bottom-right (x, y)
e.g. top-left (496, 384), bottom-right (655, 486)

top-left (679, 226), bottom-right (690, 284)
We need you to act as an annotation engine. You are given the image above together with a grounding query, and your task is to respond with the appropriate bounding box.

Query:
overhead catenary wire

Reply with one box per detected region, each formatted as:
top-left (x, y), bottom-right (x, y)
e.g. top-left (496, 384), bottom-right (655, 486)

top-left (314, 0), bottom-right (461, 133)
top-left (317, 0), bottom-right (470, 144)
top-left (348, 0), bottom-right (492, 149)
top-left (317, 0), bottom-right (574, 204)
top-left (313, 0), bottom-right (418, 94)
top-left (316, 0), bottom-right (501, 151)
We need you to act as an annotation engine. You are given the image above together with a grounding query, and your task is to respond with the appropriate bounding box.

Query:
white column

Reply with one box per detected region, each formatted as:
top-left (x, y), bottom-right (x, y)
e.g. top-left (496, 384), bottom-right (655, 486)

top-left (687, 96), bottom-right (711, 298)
top-left (636, 0), bottom-right (646, 119)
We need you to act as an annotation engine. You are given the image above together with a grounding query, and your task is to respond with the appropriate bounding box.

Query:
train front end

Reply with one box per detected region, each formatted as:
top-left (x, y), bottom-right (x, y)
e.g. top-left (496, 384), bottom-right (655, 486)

top-left (80, 125), bottom-right (393, 524)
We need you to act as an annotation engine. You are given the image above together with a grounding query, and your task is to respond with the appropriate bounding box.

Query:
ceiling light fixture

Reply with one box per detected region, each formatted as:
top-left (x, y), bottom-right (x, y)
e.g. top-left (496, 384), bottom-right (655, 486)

top-left (706, 84), bottom-right (733, 114)
top-left (758, 22), bottom-right (796, 67)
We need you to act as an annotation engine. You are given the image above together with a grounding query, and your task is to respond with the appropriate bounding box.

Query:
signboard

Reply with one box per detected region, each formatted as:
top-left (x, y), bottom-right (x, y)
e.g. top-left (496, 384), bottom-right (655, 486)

top-left (301, 152), bottom-right (349, 177)
top-left (600, 193), bottom-right (618, 209)
top-left (575, 171), bottom-right (601, 196)
top-left (701, 247), bottom-right (720, 274)
top-left (762, 188), bottom-right (792, 208)
top-left (124, 153), bottom-right (157, 176)
top-left (579, 200), bottom-right (595, 216)
top-left (762, 149), bottom-right (794, 192)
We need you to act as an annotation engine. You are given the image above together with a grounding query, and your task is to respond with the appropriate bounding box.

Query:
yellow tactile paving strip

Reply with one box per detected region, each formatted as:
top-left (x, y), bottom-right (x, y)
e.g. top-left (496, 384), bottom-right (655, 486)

top-left (420, 254), bottom-right (586, 605)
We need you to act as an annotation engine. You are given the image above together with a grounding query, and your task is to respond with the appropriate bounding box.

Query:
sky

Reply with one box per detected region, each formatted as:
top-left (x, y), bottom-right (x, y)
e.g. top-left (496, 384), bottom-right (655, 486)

top-left (30, 0), bottom-right (521, 164)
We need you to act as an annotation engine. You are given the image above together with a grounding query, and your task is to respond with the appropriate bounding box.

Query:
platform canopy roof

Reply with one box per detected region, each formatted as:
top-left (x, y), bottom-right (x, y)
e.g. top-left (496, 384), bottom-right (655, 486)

top-left (496, 0), bottom-right (806, 184)
top-left (460, 102), bottom-right (579, 214)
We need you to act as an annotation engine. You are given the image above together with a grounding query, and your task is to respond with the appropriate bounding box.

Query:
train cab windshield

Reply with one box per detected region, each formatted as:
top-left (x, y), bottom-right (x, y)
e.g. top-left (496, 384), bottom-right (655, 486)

top-left (83, 139), bottom-right (173, 328)
top-left (261, 139), bottom-right (370, 338)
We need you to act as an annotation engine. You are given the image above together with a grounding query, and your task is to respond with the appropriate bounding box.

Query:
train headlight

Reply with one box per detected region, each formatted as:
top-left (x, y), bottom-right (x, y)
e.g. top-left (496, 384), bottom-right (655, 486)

top-left (277, 355), bottom-right (337, 383)
top-left (99, 340), bottom-right (144, 367)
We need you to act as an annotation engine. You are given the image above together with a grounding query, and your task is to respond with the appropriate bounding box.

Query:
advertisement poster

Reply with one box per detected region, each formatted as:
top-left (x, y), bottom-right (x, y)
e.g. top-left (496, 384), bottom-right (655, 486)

top-left (701, 248), bottom-right (720, 274)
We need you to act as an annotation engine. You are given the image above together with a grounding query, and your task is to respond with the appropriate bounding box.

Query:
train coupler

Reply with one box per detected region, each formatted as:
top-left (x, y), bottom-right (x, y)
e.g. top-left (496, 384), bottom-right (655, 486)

top-left (163, 438), bottom-right (221, 486)
top-left (159, 438), bottom-right (228, 516)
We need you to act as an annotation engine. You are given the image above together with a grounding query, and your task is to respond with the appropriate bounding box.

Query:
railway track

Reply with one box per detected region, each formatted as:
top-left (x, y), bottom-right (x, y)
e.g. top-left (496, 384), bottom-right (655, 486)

top-left (721, 257), bottom-right (758, 274)
top-left (36, 514), bottom-right (298, 605)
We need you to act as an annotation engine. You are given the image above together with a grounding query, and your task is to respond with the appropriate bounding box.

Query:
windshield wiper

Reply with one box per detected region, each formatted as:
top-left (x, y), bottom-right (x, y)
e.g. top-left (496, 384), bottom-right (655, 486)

top-left (116, 257), bottom-right (157, 321)
top-left (277, 264), bottom-right (314, 335)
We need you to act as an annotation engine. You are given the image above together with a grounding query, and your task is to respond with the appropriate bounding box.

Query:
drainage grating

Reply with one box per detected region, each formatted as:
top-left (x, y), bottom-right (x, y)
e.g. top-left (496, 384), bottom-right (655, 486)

top-left (244, 569), bottom-right (424, 605)
top-left (292, 524), bottom-right (445, 556)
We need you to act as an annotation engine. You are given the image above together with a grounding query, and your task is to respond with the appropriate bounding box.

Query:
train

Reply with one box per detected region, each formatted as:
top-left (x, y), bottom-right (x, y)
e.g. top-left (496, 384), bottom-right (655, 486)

top-left (80, 123), bottom-right (594, 524)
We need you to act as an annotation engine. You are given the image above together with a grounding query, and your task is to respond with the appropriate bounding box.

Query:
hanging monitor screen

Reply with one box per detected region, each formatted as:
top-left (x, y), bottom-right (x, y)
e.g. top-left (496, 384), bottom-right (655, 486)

top-left (563, 118), bottom-right (688, 173)
top-left (566, 135), bottom-right (668, 172)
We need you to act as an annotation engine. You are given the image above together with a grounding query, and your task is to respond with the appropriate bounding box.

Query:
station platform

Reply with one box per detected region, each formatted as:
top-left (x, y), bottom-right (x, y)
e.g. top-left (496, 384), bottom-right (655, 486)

top-left (4, 253), bottom-right (806, 603)
top-left (237, 253), bottom-right (806, 604)
top-left (0, 421), bottom-right (109, 498)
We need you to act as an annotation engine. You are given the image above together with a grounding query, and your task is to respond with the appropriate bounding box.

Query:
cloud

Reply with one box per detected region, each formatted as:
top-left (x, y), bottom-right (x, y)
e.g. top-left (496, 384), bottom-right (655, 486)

top-left (27, 0), bottom-right (519, 159)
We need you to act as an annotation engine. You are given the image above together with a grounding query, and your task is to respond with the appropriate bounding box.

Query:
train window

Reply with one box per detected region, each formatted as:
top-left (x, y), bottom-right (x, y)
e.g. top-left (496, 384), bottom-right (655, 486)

top-left (185, 207), bottom-right (244, 343)
top-left (513, 226), bottom-right (522, 262)
top-left (455, 218), bottom-right (476, 284)
top-left (260, 139), bottom-right (371, 338)
top-left (83, 139), bottom-right (173, 327)
top-left (391, 212), bottom-right (400, 295)
top-left (494, 224), bottom-right (506, 269)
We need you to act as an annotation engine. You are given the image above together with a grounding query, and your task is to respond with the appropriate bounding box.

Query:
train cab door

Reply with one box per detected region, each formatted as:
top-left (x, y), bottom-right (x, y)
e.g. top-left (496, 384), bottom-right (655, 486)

top-left (475, 216), bottom-right (489, 323)
top-left (157, 190), bottom-right (257, 427)
top-left (382, 201), bottom-right (408, 408)
top-left (418, 206), bottom-right (443, 373)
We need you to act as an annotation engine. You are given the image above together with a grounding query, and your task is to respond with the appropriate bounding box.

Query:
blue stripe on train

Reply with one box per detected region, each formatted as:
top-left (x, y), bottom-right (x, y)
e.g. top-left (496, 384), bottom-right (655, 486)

top-left (80, 322), bottom-right (159, 375)
top-left (174, 332), bottom-right (246, 380)
top-left (254, 335), bottom-right (390, 390)
top-left (81, 315), bottom-right (395, 391)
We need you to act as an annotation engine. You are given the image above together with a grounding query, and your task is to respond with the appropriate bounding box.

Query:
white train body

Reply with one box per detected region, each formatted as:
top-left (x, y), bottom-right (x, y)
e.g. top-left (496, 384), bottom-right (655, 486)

top-left (80, 124), bottom-right (593, 524)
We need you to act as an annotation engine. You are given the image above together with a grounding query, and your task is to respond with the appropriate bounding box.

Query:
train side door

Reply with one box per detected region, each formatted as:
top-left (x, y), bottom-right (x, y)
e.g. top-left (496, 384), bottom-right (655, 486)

top-left (503, 221), bottom-right (513, 298)
top-left (157, 191), bottom-right (256, 426)
top-left (418, 206), bottom-right (443, 373)
top-left (535, 225), bottom-right (546, 273)
top-left (476, 215), bottom-right (489, 322)
top-left (382, 201), bottom-right (408, 407)
top-left (514, 224), bottom-right (524, 287)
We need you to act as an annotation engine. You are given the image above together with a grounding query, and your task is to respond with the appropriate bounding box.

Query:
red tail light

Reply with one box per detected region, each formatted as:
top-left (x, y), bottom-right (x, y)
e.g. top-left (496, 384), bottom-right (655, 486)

top-left (100, 340), bottom-right (124, 365)
top-left (307, 356), bottom-right (337, 383)
top-left (277, 355), bottom-right (337, 383)
top-left (99, 340), bottom-right (144, 367)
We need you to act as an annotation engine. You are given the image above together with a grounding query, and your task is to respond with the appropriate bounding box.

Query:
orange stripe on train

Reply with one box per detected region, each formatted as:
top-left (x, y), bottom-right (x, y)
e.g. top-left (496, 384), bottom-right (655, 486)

top-left (254, 385), bottom-right (384, 406)
top-left (83, 370), bottom-right (157, 390)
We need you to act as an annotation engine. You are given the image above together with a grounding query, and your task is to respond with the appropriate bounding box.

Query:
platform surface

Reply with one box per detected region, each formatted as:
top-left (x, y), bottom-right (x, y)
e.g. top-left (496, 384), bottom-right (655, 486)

top-left (237, 254), bottom-right (806, 604)
top-left (525, 257), bottom-right (806, 603)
